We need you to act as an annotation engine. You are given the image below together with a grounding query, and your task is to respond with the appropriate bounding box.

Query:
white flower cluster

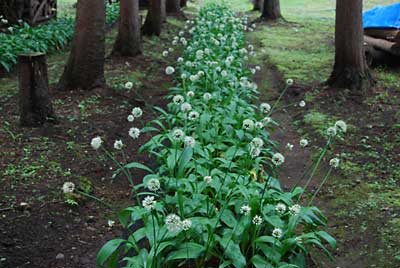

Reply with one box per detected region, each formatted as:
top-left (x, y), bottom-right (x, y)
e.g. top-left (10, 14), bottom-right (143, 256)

top-left (165, 214), bottom-right (192, 234)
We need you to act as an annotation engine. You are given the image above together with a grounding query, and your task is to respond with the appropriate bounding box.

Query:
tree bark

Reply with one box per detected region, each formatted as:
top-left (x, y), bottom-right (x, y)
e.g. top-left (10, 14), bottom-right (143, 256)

top-left (261, 0), bottom-right (282, 21)
top-left (142, 0), bottom-right (164, 36)
top-left (111, 0), bottom-right (142, 57)
top-left (18, 53), bottom-right (56, 127)
top-left (166, 0), bottom-right (181, 16)
top-left (253, 0), bottom-right (264, 11)
top-left (58, 0), bottom-right (106, 91)
top-left (327, 0), bottom-right (373, 92)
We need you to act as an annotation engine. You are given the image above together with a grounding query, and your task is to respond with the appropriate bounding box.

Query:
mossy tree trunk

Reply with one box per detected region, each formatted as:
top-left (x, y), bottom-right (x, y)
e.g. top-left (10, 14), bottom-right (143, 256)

top-left (261, 0), bottom-right (282, 21)
top-left (142, 0), bottom-right (164, 36)
top-left (19, 53), bottom-right (56, 126)
top-left (58, 0), bottom-right (106, 90)
top-left (166, 0), bottom-right (181, 16)
top-left (111, 0), bottom-right (142, 57)
top-left (327, 0), bottom-right (373, 92)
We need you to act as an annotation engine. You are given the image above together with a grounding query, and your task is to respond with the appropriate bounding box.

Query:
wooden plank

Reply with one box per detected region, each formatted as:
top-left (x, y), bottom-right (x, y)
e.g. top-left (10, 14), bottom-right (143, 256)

top-left (364, 35), bottom-right (400, 56)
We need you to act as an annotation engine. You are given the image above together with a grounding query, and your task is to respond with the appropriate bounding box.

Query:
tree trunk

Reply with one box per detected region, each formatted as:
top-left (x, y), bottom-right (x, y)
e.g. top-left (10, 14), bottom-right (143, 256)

top-left (180, 0), bottom-right (187, 8)
top-left (58, 0), bottom-right (106, 91)
top-left (327, 0), bottom-right (373, 91)
top-left (142, 0), bottom-right (164, 36)
top-left (19, 53), bottom-right (56, 127)
top-left (166, 0), bottom-right (181, 16)
top-left (112, 0), bottom-right (142, 57)
top-left (253, 0), bottom-right (263, 11)
top-left (261, 0), bottom-right (282, 21)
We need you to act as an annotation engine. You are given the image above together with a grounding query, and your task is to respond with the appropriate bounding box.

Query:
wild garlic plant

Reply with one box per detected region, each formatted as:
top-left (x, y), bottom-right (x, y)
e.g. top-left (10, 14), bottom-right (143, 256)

top-left (96, 3), bottom-right (338, 268)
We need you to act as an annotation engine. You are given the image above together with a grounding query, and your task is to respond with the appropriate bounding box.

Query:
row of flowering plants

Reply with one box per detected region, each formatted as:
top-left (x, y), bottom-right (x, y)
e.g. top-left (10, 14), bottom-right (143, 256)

top-left (94, 3), bottom-right (337, 268)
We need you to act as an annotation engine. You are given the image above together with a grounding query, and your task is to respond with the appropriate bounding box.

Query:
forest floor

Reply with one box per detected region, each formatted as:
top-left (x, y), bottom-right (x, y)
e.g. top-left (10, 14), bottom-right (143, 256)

top-left (239, 0), bottom-right (400, 267)
top-left (0, 3), bottom-right (197, 268)
top-left (1, 0), bottom-right (400, 268)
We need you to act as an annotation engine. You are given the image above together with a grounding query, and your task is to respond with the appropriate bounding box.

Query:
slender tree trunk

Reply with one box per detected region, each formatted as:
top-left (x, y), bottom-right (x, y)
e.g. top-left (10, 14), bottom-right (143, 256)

top-left (327, 0), bottom-right (373, 91)
top-left (261, 0), bottom-right (282, 21)
top-left (142, 0), bottom-right (164, 36)
top-left (180, 0), bottom-right (187, 8)
top-left (166, 0), bottom-right (181, 16)
top-left (112, 0), bottom-right (142, 57)
top-left (253, 0), bottom-right (263, 11)
top-left (58, 0), bottom-right (106, 91)
top-left (19, 53), bottom-right (56, 126)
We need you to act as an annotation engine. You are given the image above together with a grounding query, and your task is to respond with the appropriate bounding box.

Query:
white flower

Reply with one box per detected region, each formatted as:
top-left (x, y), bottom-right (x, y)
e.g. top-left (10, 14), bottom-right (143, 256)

top-left (172, 129), bottom-right (185, 140)
top-left (187, 91), bottom-right (195, 97)
top-left (286, 79), bottom-right (294, 86)
top-left (91, 136), bottom-right (103, 150)
top-left (286, 143), bottom-right (294, 151)
top-left (203, 93), bottom-right (212, 101)
top-left (127, 114), bottom-right (134, 122)
top-left (162, 50), bottom-right (169, 57)
top-left (329, 158), bottom-right (340, 168)
top-left (168, 47), bottom-right (174, 53)
top-left (275, 203), bottom-right (287, 214)
top-left (272, 153), bottom-right (285, 166)
top-left (335, 120), bottom-right (347, 133)
top-left (142, 196), bottom-right (156, 210)
top-left (299, 139), bottom-right (309, 147)
top-left (184, 136), bottom-right (196, 148)
top-left (181, 73), bottom-right (187, 80)
top-left (299, 100), bottom-right (306, 107)
top-left (255, 65), bottom-right (261, 71)
top-left (221, 70), bottom-right (228, 77)
top-left (181, 219), bottom-right (192, 231)
top-left (250, 147), bottom-right (261, 158)
top-left (196, 50), bottom-right (204, 59)
top-left (289, 204), bottom-right (301, 215)
top-left (107, 220), bottom-right (115, 227)
top-left (114, 140), bottom-right (124, 150)
top-left (165, 214), bottom-right (182, 233)
top-left (165, 66), bottom-right (175, 75)
top-left (189, 74), bottom-right (199, 81)
top-left (147, 178), bottom-right (161, 191)
top-left (204, 176), bottom-right (212, 183)
top-left (252, 215), bottom-right (263, 225)
top-left (1, 19), bottom-right (8, 24)
top-left (251, 137), bottom-right (264, 148)
top-left (242, 119), bottom-right (255, 131)
top-left (129, 127), bottom-right (140, 139)
top-left (177, 57), bottom-right (184, 63)
top-left (327, 126), bottom-right (337, 137)
top-left (240, 205), bottom-right (251, 215)
top-left (132, 107), bottom-right (143, 118)
top-left (124, 81), bottom-right (133, 89)
top-left (173, 95), bottom-right (185, 104)
top-left (255, 122), bottom-right (264, 129)
top-left (260, 103), bottom-right (271, 114)
top-left (188, 111), bottom-right (199, 121)
top-left (180, 102), bottom-right (192, 112)
top-left (262, 117), bottom-right (272, 125)
top-left (272, 228), bottom-right (283, 239)
top-left (62, 182), bottom-right (75, 194)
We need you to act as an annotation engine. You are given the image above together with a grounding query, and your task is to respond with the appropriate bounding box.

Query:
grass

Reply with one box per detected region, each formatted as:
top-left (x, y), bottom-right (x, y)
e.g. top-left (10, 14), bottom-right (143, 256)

top-left (238, 0), bottom-right (400, 86)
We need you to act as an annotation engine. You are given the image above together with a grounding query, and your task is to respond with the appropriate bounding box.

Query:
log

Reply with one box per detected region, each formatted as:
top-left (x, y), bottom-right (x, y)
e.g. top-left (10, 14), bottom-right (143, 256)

top-left (18, 53), bottom-right (56, 126)
top-left (364, 35), bottom-right (400, 56)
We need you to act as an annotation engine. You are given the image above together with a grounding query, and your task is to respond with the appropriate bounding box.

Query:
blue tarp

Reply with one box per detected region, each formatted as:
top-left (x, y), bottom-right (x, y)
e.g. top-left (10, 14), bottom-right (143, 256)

top-left (363, 3), bottom-right (400, 29)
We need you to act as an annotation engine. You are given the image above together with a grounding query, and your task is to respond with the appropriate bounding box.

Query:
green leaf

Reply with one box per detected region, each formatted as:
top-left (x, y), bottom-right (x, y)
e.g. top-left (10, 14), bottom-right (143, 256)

top-left (316, 231), bottom-right (336, 249)
top-left (124, 162), bottom-right (154, 174)
top-left (96, 239), bottom-right (126, 266)
top-left (251, 255), bottom-right (273, 268)
top-left (177, 147), bottom-right (193, 177)
top-left (166, 242), bottom-right (205, 261)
